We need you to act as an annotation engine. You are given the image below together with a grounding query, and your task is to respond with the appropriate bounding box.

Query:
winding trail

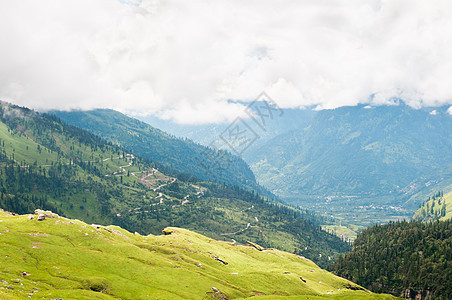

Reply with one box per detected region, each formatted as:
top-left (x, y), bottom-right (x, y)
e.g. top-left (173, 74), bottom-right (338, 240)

top-left (221, 205), bottom-right (261, 236)
top-left (19, 151), bottom-right (209, 217)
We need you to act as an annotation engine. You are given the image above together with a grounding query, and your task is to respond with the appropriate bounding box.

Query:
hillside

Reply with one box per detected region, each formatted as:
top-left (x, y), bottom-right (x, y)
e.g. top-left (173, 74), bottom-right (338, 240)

top-left (0, 101), bottom-right (350, 267)
top-left (0, 209), bottom-right (397, 299)
top-left (333, 220), bottom-right (452, 299)
top-left (414, 191), bottom-right (452, 222)
top-left (146, 104), bottom-right (452, 226)
top-left (51, 109), bottom-right (259, 191)
top-left (249, 105), bottom-right (452, 225)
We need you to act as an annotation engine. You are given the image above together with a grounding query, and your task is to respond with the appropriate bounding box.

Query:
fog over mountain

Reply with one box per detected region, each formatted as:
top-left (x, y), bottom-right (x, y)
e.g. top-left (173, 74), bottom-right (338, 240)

top-left (1, 0), bottom-right (452, 124)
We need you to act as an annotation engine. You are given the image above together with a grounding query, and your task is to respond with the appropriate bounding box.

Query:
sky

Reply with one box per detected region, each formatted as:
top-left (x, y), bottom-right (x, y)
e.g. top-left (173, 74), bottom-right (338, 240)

top-left (0, 0), bottom-right (452, 124)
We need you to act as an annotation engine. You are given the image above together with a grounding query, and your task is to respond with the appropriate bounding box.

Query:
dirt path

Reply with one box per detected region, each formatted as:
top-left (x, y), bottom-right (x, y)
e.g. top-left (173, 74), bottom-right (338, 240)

top-left (221, 205), bottom-right (261, 236)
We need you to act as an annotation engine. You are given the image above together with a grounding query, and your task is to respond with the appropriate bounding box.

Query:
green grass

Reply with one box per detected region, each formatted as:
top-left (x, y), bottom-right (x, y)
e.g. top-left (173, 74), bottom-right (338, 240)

top-left (321, 225), bottom-right (364, 242)
top-left (413, 191), bottom-right (452, 221)
top-left (0, 122), bottom-right (64, 166)
top-left (442, 191), bottom-right (452, 220)
top-left (0, 210), bottom-right (398, 299)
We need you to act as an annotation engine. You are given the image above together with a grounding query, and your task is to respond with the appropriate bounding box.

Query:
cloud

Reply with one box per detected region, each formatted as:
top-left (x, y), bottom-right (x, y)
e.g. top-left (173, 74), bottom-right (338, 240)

top-left (1, 0), bottom-right (452, 124)
top-left (157, 100), bottom-right (249, 125)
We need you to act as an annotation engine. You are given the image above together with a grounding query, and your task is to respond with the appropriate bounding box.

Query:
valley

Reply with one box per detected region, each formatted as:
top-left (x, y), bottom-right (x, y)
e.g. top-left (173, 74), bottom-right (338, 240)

top-left (0, 101), bottom-right (450, 299)
top-left (1, 2), bottom-right (451, 299)
top-left (0, 102), bottom-right (350, 268)
top-left (140, 104), bottom-right (452, 228)
top-left (0, 101), bottom-right (449, 299)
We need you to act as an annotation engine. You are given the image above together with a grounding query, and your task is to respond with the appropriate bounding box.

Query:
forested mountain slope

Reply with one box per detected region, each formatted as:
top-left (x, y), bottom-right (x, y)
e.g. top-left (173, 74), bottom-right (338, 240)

top-left (135, 104), bottom-right (452, 226)
top-left (52, 109), bottom-right (258, 191)
top-left (414, 191), bottom-right (452, 222)
top-left (333, 220), bottom-right (452, 299)
top-left (248, 105), bottom-right (452, 225)
top-left (250, 105), bottom-right (451, 204)
top-left (0, 101), bottom-right (349, 266)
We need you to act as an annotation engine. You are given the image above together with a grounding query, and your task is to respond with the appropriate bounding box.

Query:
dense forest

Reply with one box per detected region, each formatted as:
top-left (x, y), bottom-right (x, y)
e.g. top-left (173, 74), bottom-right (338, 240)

top-left (333, 219), bottom-right (452, 299)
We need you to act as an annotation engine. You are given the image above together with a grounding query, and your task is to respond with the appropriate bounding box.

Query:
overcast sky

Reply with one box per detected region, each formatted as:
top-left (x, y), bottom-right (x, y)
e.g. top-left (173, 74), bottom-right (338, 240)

top-left (1, 0), bottom-right (451, 124)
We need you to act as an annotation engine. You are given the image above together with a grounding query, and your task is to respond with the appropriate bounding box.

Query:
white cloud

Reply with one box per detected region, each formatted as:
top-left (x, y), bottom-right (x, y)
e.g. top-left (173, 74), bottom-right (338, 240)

top-left (429, 110), bottom-right (438, 115)
top-left (0, 0), bottom-right (452, 124)
top-left (447, 107), bottom-right (452, 116)
top-left (158, 100), bottom-right (249, 125)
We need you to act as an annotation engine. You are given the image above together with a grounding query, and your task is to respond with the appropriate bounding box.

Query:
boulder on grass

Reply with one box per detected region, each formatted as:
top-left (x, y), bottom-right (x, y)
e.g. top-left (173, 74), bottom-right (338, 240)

top-left (246, 241), bottom-right (264, 251)
top-left (34, 209), bottom-right (59, 219)
top-left (162, 229), bottom-right (173, 235)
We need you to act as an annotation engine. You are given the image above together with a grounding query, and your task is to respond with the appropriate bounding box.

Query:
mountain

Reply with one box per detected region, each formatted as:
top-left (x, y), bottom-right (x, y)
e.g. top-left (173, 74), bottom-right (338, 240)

top-left (137, 106), bottom-right (317, 157)
top-left (250, 105), bottom-right (451, 196)
top-left (143, 104), bottom-right (452, 226)
top-left (413, 190), bottom-right (452, 222)
top-left (250, 104), bottom-right (452, 225)
top-left (0, 101), bottom-right (350, 266)
top-left (51, 109), bottom-right (259, 192)
top-left (0, 209), bottom-right (397, 300)
top-left (333, 219), bottom-right (452, 299)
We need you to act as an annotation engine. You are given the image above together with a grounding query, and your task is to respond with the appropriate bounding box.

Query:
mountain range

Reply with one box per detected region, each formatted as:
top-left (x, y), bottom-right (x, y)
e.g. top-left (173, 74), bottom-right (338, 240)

top-left (0, 100), bottom-right (450, 299)
top-left (52, 109), bottom-right (259, 192)
top-left (0, 101), bottom-right (348, 267)
top-left (139, 104), bottom-right (452, 226)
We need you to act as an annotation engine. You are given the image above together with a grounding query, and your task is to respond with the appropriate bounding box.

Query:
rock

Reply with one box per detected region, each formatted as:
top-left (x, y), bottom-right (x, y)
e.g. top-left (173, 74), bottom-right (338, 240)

top-left (37, 214), bottom-right (46, 221)
top-left (197, 263), bottom-right (202, 267)
top-left (27, 215), bottom-right (34, 220)
top-left (162, 228), bottom-right (173, 235)
top-left (34, 209), bottom-right (59, 219)
top-left (299, 276), bottom-right (306, 283)
top-left (246, 241), bottom-right (264, 251)
top-left (213, 256), bottom-right (228, 265)
top-left (21, 272), bottom-right (31, 277)
top-left (209, 287), bottom-right (228, 300)
top-left (345, 283), bottom-right (365, 291)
